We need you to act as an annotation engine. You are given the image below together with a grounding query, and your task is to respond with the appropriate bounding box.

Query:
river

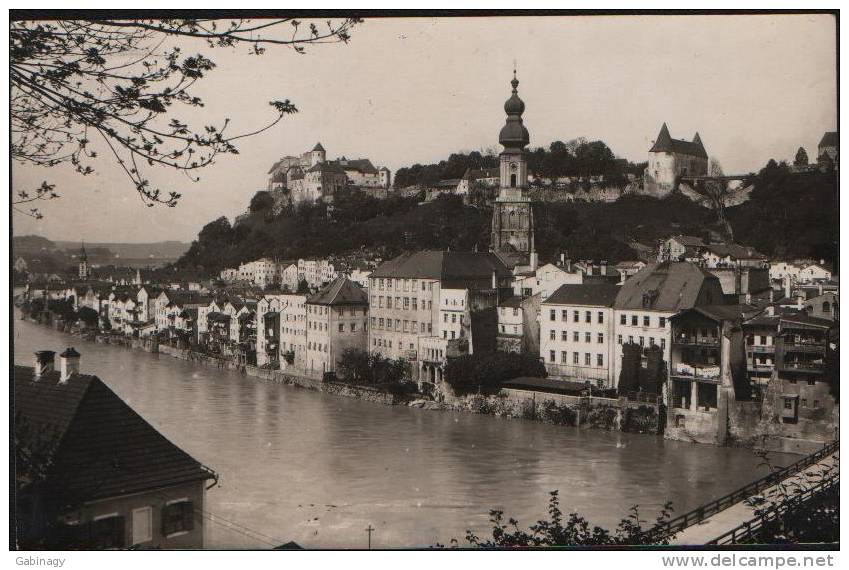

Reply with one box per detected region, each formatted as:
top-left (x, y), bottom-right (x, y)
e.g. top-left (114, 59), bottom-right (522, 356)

top-left (13, 317), bottom-right (791, 549)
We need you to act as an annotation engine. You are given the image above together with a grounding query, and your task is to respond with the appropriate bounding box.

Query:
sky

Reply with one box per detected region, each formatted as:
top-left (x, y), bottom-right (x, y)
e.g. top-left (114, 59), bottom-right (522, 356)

top-left (12, 14), bottom-right (837, 243)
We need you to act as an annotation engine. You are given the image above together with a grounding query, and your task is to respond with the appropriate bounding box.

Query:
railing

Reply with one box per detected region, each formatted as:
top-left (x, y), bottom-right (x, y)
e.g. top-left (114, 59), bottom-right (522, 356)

top-left (650, 440), bottom-right (839, 542)
top-left (625, 391), bottom-right (660, 404)
top-left (781, 362), bottom-right (825, 372)
top-left (750, 345), bottom-right (775, 353)
top-left (708, 474), bottom-right (839, 545)
top-left (673, 337), bottom-right (719, 347)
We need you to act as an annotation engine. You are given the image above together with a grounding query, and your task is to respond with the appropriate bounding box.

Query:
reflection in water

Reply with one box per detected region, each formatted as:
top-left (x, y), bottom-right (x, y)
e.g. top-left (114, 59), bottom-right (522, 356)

top-left (13, 318), bottom-right (789, 549)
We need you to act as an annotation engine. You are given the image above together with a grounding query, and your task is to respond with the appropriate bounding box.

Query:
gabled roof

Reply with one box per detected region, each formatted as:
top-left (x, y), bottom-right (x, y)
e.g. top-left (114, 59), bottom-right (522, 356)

top-left (614, 261), bottom-right (722, 312)
top-left (703, 243), bottom-right (766, 260)
top-left (307, 161), bottom-right (345, 175)
top-left (818, 131), bottom-right (838, 148)
top-left (649, 123), bottom-right (708, 158)
top-left (668, 235), bottom-right (706, 247)
top-left (307, 277), bottom-right (368, 306)
top-left (672, 304), bottom-right (743, 323)
top-left (336, 158), bottom-right (378, 175)
top-left (312, 142), bottom-right (325, 152)
top-left (14, 366), bottom-right (215, 503)
top-left (780, 313), bottom-right (834, 330)
top-left (371, 250), bottom-right (511, 282)
top-left (544, 284), bottom-right (620, 307)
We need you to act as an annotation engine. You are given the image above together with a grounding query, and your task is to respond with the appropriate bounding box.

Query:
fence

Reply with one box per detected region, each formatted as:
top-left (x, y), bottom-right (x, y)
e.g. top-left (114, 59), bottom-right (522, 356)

top-left (651, 440), bottom-right (839, 541)
top-left (707, 474), bottom-right (839, 545)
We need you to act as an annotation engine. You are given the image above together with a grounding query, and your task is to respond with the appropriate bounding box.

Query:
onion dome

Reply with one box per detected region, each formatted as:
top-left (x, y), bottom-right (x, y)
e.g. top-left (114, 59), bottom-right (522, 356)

top-left (499, 70), bottom-right (530, 149)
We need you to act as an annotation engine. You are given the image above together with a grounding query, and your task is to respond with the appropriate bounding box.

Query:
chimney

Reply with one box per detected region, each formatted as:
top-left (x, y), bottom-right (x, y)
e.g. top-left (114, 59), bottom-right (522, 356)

top-left (565, 258), bottom-right (572, 272)
top-left (59, 347), bottom-right (81, 383)
top-left (559, 253), bottom-right (565, 267)
top-left (818, 283), bottom-right (823, 295)
top-left (491, 269), bottom-right (498, 290)
top-left (783, 275), bottom-right (791, 300)
top-left (33, 350), bottom-right (56, 379)
top-left (530, 251), bottom-right (539, 272)
top-left (600, 260), bottom-right (608, 275)
top-left (767, 305), bottom-right (775, 316)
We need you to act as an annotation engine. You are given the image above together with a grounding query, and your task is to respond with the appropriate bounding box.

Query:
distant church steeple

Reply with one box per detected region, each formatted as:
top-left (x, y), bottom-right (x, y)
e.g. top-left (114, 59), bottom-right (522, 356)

top-left (78, 242), bottom-right (90, 281)
top-left (491, 69), bottom-right (537, 270)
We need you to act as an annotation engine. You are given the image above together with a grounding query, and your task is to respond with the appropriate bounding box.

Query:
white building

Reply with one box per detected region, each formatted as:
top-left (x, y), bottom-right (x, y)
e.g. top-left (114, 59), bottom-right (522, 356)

top-left (539, 284), bottom-right (619, 387)
top-left (512, 261), bottom-right (582, 300)
top-left (279, 293), bottom-right (308, 369)
top-left (798, 264), bottom-right (832, 283)
top-left (298, 258), bottom-right (337, 288)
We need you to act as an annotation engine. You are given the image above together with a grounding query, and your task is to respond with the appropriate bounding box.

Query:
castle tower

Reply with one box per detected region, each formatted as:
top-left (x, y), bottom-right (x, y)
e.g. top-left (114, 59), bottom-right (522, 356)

top-left (78, 242), bottom-right (89, 281)
top-left (491, 69), bottom-right (536, 266)
top-left (310, 142), bottom-right (326, 167)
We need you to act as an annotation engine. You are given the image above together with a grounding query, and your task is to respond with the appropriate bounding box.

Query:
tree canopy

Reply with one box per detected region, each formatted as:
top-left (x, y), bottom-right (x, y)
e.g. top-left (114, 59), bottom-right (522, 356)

top-left (11, 17), bottom-right (360, 217)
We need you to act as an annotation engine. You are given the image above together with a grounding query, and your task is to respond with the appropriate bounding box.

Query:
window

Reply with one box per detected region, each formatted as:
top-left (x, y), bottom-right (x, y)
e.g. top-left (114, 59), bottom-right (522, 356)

top-left (573, 310), bottom-right (580, 322)
top-left (783, 398), bottom-right (793, 410)
top-left (561, 331), bottom-right (568, 341)
top-left (801, 398), bottom-right (808, 408)
top-left (814, 400), bottom-right (820, 409)
top-left (649, 337), bottom-right (655, 346)
top-left (620, 314), bottom-right (626, 325)
top-left (550, 309), bottom-right (556, 321)
top-left (561, 351), bottom-right (568, 364)
top-left (585, 332), bottom-right (591, 343)
top-left (617, 335), bottom-right (622, 344)
top-left (91, 514), bottom-right (126, 549)
top-left (628, 335), bottom-right (634, 344)
top-left (659, 317), bottom-right (666, 328)
top-left (661, 338), bottom-right (666, 350)
top-left (338, 323), bottom-right (344, 332)
top-left (598, 333), bottom-right (604, 344)
top-left (585, 311), bottom-right (591, 323)
top-left (444, 314), bottom-right (448, 323)
top-left (631, 316), bottom-right (638, 326)
top-left (573, 352), bottom-right (579, 364)
top-left (598, 311), bottom-right (604, 324)
top-left (549, 350), bottom-right (555, 363)
top-left (639, 336), bottom-right (644, 346)
top-left (162, 500), bottom-right (195, 537)
top-left (573, 331), bottom-right (579, 342)
top-left (561, 309), bottom-right (567, 322)
top-left (550, 330), bottom-right (556, 340)
top-left (584, 353), bottom-right (591, 366)
top-left (132, 507), bottom-right (153, 545)
top-left (643, 316), bottom-right (650, 327)
top-left (512, 308), bottom-right (518, 316)
top-left (597, 354), bottom-right (603, 367)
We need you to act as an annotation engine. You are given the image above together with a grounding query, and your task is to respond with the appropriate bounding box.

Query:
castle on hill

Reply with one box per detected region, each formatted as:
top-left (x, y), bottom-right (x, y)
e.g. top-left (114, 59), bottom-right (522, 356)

top-left (642, 122), bottom-right (709, 197)
top-left (267, 143), bottom-right (391, 206)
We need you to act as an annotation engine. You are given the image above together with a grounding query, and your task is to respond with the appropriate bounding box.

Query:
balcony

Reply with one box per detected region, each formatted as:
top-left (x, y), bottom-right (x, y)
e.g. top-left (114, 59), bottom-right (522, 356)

top-left (670, 362), bottom-right (721, 383)
top-left (780, 361), bottom-right (825, 374)
top-left (782, 341), bottom-right (826, 354)
top-left (673, 336), bottom-right (719, 348)
top-left (750, 345), bottom-right (775, 353)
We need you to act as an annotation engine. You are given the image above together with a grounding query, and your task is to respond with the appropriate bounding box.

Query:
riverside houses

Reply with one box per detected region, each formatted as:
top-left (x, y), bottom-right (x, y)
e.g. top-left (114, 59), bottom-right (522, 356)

top-left (368, 250), bottom-right (511, 386)
top-left (279, 293), bottom-right (308, 370)
top-left (15, 350), bottom-right (216, 549)
top-left (539, 284), bottom-right (620, 387)
top-left (612, 262), bottom-right (728, 386)
top-left (305, 277), bottom-right (369, 375)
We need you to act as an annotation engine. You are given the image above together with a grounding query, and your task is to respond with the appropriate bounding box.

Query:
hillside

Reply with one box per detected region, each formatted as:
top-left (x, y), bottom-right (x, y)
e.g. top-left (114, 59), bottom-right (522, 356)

top-left (54, 240), bottom-right (190, 261)
top-left (175, 160), bottom-right (838, 276)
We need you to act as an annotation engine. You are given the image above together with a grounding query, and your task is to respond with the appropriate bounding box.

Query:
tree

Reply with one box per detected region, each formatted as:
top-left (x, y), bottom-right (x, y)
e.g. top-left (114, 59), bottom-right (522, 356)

top-left (794, 147), bottom-right (809, 167)
top-left (462, 491), bottom-right (676, 547)
top-left (249, 190), bottom-right (274, 213)
top-left (11, 16), bottom-right (360, 217)
top-left (296, 278), bottom-right (310, 294)
top-left (76, 306), bottom-right (100, 327)
top-left (444, 352), bottom-right (547, 394)
top-left (702, 157), bottom-right (734, 242)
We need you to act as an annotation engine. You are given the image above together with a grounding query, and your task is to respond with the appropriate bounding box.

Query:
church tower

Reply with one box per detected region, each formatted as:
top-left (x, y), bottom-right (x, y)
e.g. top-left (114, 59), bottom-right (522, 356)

top-left (491, 69), bottom-right (536, 267)
top-left (78, 242), bottom-right (89, 280)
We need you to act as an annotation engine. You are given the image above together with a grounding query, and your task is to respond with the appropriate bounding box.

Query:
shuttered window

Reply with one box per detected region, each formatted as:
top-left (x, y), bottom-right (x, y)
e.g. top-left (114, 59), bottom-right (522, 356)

top-left (162, 500), bottom-right (195, 537)
top-left (91, 515), bottom-right (125, 549)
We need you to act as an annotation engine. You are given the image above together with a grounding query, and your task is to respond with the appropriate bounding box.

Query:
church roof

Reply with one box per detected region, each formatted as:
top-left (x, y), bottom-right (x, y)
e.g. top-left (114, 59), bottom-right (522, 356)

top-left (499, 72), bottom-right (530, 149)
top-left (312, 142), bottom-right (326, 152)
top-left (649, 123), bottom-right (707, 158)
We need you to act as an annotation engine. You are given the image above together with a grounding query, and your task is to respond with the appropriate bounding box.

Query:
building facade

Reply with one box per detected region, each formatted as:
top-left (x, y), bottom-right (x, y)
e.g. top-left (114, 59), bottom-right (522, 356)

top-left (644, 124), bottom-right (708, 197)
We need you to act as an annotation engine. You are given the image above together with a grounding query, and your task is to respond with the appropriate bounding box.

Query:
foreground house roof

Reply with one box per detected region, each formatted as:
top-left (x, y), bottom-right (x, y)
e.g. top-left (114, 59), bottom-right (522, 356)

top-left (14, 366), bottom-right (215, 504)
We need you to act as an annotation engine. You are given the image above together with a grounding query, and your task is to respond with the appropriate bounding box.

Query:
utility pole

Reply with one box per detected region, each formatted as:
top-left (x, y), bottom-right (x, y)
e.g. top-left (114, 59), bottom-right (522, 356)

top-left (365, 524), bottom-right (375, 549)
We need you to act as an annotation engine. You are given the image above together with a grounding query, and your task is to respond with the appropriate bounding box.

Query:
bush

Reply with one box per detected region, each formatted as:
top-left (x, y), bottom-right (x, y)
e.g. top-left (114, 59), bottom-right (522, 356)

top-left (445, 352), bottom-right (547, 395)
top-left (537, 400), bottom-right (578, 426)
top-left (337, 348), bottom-right (409, 386)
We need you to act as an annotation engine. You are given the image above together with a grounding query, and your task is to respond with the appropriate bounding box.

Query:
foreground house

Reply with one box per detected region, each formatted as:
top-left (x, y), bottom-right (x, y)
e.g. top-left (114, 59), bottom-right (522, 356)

top-left (15, 349), bottom-right (217, 549)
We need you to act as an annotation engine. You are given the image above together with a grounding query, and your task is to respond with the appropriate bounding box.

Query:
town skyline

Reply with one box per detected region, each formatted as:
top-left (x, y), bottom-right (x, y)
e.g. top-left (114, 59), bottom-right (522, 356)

top-left (12, 14), bottom-right (837, 243)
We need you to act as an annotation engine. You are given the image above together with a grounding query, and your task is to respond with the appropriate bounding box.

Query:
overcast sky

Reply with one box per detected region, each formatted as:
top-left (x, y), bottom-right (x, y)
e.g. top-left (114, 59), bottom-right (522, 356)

top-left (12, 14), bottom-right (837, 243)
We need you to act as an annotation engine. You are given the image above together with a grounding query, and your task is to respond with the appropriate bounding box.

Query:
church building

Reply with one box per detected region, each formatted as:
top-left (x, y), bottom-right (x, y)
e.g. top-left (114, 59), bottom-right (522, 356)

top-left (490, 70), bottom-right (538, 271)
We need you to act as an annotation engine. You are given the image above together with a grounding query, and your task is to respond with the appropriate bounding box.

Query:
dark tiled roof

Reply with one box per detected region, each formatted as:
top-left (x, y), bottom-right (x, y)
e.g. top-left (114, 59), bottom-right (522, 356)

top-left (649, 123), bottom-right (707, 158)
top-left (336, 158), bottom-right (378, 175)
top-left (544, 284), bottom-right (620, 307)
top-left (371, 251), bottom-right (511, 281)
top-left (703, 243), bottom-right (766, 260)
top-left (207, 312), bottom-right (231, 323)
top-left (614, 262), bottom-right (722, 312)
top-left (780, 313), bottom-right (834, 329)
top-left (312, 142), bottom-right (325, 152)
top-left (307, 161), bottom-right (345, 175)
top-left (674, 304), bottom-right (744, 323)
top-left (818, 131), bottom-right (838, 148)
top-left (14, 366), bottom-right (214, 503)
top-left (499, 296), bottom-right (526, 309)
top-left (307, 277), bottom-right (368, 306)
top-left (669, 235), bottom-right (705, 247)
